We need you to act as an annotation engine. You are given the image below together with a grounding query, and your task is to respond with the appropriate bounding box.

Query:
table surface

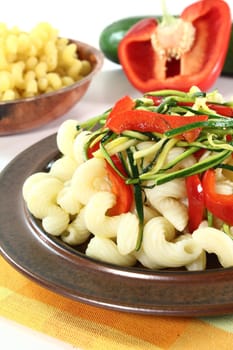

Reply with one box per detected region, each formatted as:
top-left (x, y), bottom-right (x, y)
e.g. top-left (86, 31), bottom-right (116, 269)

top-left (1, 0), bottom-right (233, 349)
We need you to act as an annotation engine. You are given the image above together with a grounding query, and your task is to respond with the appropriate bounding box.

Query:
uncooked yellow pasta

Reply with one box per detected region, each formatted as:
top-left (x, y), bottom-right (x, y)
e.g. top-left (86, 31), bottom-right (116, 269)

top-left (0, 22), bottom-right (92, 100)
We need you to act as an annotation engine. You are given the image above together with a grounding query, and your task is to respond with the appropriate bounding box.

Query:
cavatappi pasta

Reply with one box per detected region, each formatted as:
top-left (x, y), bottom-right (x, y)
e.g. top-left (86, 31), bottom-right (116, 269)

top-left (0, 22), bottom-right (91, 100)
top-left (22, 87), bottom-right (233, 270)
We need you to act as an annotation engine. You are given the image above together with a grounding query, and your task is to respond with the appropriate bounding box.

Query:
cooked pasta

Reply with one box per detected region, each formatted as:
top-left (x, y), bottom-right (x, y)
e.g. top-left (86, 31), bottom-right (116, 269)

top-left (57, 184), bottom-right (82, 215)
top-left (84, 191), bottom-right (123, 238)
top-left (24, 176), bottom-right (64, 218)
top-left (73, 130), bottom-right (92, 164)
top-left (61, 208), bottom-right (90, 245)
top-left (22, 172), bottom-right (51, 201)
top-left (193, 227), bottom-right (233, 268)
top-left (42, 205), bottom-right (69, 236)
top-left (116, 212), bottom-right (139, 255)
top-left (86, 236), bottom-right (136, 267)
top-left (145, 179), bottom-right (188, 231)
top-left (49, 156), bottom-right (78, 182)
top-left (71, 158), bottom-right (110, 205)
top-left (56, 119), bottom-right (80, 158)
top-left (140, 217), bottom-right (202, 269)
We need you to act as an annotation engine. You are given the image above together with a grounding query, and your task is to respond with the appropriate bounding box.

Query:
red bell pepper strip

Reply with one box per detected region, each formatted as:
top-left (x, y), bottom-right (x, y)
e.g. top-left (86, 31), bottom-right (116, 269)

top-left (105, 155), bottom-right (133, 216)
top-left (202, 169), bottom-right (233, 226)
top-left (88, 141), bottom-right (133, 216)
top-left (87, 140), bottom-right (100, 158)
top-left (206, 104), bottom-right (233, 117)
top-left (178, 102), bottom-right (233, 117)
top-left (185, 174), bottom-right (205, 232)
top-left (118, 0), bottom-right (231, 92)
top-left (109, 94), bottom-right (135, 114)
top-left (106, 95), bottom-right (208, 142)
top-left (147, 95), bottom-right (233, 117)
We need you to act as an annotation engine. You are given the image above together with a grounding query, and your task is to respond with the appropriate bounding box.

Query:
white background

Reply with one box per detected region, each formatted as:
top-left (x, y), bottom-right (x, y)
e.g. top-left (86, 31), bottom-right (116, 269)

top-left (0, 0), bottom-right (233, 349)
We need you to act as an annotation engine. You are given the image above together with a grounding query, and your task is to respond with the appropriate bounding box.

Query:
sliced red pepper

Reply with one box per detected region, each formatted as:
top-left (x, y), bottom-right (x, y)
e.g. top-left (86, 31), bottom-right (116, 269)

top-left (106, 96), bottom-right (208, 142)
top-left (193, 148), bottom-right (206, 160)
top-left (206, 104), bottom-right (233, 117)
top-left (185, 174), bottom-right (205, 232)
top-left (109, 94), bottom-right (135, 114)
top-left (88, 140), bottom-right (133, 216)
top-left (105, 155), bottom-right (133, 216)
top-left (145, 95), bottom-right (163, 106)
top-left (118, 0), bottom-right (231, 92)
top-left (87, 140), bottom-right (100, 158)
top-left (178, 102), bottom-right (233, 117)
top-left (202, 168), bottom-right (233, 226)
top-left (147, 96), bottom-right (233, 117)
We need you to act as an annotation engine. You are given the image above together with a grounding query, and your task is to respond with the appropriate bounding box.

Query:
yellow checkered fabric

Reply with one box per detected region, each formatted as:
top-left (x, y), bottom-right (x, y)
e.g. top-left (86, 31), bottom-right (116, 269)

top-left (1, 255), bottom-right (233, 349)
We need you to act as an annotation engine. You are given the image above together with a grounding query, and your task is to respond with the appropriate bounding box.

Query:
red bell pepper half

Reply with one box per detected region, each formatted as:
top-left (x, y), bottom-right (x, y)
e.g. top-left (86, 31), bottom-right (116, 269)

top-left (118, 0), bottom-right (231, 92)
top-left (106, 95), bottom-right (208, 142)
top-left (186, 174), bottom-right (205, 232)
top-left (202, 169), bottom-right (233, 226)
top-left (88, 141), bottom-right (133, 216)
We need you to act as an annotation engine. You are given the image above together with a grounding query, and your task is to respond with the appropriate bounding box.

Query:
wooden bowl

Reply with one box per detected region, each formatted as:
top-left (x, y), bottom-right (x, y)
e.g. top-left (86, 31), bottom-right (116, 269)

top-left (0, 40), bottom-right (104, 135)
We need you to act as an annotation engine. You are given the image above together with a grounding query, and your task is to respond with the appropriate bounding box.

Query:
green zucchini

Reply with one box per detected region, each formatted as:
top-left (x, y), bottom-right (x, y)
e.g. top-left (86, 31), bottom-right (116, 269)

top-left (99, 17), bottom-right (233, 75)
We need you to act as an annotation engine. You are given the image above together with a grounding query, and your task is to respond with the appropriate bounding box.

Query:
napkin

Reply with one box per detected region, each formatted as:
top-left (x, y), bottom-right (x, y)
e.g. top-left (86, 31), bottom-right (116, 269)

top-left (1, 255), bottom-right (233, 349)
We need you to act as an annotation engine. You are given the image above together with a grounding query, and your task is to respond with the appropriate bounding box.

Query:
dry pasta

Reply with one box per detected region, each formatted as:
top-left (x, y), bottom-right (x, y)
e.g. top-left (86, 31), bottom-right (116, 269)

top-left (0, 22), bottom-right (92, 100)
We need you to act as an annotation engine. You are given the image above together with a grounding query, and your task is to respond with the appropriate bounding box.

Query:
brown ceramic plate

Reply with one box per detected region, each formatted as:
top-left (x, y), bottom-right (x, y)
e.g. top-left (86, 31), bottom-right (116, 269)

top-left (1, 133), bottom-right (233, 317)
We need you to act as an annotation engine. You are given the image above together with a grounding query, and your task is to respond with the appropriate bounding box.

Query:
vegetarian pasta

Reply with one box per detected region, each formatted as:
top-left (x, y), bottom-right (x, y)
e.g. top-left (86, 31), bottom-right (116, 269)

top-left (23, 86), bottom-right (233, 270)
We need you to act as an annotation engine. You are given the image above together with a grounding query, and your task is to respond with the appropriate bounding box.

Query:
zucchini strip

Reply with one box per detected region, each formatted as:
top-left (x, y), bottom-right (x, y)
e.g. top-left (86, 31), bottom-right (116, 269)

top-left (139, 149), bottom-right (231, 184)
top-left (127, 148), bottom-right (144, 251)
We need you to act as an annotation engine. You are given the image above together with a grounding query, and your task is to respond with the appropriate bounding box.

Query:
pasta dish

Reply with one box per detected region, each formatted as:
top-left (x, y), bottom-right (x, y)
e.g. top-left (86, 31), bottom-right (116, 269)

top-left (22, 86), bottom-right (233, 271)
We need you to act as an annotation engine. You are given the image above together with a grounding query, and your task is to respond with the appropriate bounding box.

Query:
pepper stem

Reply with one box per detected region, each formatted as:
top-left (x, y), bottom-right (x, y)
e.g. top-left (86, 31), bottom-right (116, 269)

top-left (160, 0), bottom-right (177, 27)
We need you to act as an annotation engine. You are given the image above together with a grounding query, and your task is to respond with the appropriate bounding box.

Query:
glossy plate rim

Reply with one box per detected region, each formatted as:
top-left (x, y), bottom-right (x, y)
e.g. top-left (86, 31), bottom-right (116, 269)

top-left (1, 133), bottom-right (233, 317)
